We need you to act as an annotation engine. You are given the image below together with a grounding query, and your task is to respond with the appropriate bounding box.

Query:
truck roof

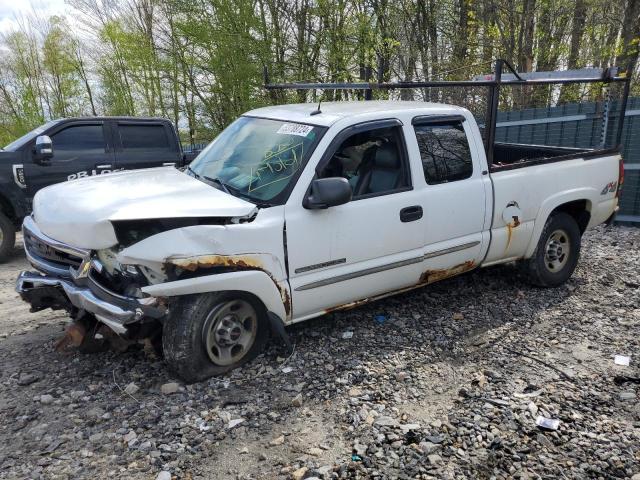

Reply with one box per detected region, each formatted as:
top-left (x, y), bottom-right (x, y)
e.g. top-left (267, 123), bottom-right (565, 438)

top-left (244, 100), bottom-right (467, 127)
top-left (52, 116), bottom-right (173, 123)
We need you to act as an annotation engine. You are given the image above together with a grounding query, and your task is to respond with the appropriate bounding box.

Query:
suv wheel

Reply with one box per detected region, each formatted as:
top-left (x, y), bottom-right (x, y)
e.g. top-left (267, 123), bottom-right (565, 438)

top-left (162, 292), bottom-right (269, 383)
top-left (0, 212), bottom-right (16, 262)
top-left (526, 212), bottom-right (581, 287)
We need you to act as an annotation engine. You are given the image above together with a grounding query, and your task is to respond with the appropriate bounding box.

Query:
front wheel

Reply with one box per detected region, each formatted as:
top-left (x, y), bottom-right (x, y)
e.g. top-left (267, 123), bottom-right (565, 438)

top-left (162, 292), bottom-right (269, 383)
top-left (525, 212), bottom-right (581, 287)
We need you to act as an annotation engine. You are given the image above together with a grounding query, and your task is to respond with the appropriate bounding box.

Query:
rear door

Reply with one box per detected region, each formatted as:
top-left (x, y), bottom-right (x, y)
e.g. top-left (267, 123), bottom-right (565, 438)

top-left (113, 121), bottom-right (181, 171)
top-left (24, 121), bottom-right (114, 197)
top-left (408, 114), bottom-right (490, 276)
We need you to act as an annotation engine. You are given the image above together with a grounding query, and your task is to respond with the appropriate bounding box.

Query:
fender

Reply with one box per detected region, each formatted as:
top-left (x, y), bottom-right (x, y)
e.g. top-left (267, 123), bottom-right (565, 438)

top-left (0, 181), bottom-right (29, 221)
top-left (140, 269), bottom-right (289, 322)
top-left (524, 188), bottom-right (595, 258)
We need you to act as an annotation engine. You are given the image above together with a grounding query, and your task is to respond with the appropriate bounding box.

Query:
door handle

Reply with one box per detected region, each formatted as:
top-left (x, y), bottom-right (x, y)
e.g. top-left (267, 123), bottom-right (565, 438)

top-left (96, 164), bottom-right (112, 169)
top-left (400, 205), bottom-right (423, 222)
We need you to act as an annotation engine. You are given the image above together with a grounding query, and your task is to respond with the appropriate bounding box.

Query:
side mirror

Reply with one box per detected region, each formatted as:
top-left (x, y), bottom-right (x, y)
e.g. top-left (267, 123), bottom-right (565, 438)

top-left (304, 177), bottom-right (352, 209)
top-left (34, 135), bottom-right (53, 164)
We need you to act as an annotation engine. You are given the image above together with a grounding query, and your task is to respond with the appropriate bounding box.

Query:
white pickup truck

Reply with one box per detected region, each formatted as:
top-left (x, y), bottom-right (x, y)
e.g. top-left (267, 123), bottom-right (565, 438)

top-left (16, 101), bottom-right (622, 382)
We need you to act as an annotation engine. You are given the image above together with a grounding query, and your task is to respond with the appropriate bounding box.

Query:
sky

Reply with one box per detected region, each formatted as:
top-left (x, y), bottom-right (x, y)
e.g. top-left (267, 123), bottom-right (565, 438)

top-left (0, 0), bottom-right (69, 34)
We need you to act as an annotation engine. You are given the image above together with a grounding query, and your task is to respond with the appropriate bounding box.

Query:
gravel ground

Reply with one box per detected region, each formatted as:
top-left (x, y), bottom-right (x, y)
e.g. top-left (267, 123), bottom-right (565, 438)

top-left (1, 225), bottom-right (639, 480)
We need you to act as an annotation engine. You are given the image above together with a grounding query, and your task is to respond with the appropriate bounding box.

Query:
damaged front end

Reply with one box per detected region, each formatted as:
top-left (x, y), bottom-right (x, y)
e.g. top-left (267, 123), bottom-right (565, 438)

top-left (16, 216), bottom-right (167, 338)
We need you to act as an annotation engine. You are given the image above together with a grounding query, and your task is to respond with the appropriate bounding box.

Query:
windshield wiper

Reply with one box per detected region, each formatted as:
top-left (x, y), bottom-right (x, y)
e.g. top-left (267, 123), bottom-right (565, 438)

top-left (202, 175), bottom-right (231, 195)
top-left (189, 169), bottom-right (273, 207)
top-left (186, 165), bottom-right (200, 178)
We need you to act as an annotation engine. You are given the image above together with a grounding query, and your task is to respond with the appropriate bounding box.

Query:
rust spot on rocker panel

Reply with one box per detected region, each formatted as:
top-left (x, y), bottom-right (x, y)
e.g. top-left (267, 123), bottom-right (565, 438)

top-left (165, 254), bottom-right (292, 319)
top-left (324, 298), bottom-right (370, 315)
top-left (324, 261), bottom-right (477, 315)
top-left (419, 260), bottom-right (476, 284)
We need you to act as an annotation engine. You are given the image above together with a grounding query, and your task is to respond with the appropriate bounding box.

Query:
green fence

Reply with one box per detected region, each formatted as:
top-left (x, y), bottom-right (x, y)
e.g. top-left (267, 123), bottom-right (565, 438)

top-left (495, 97), bottom-right (640, 223)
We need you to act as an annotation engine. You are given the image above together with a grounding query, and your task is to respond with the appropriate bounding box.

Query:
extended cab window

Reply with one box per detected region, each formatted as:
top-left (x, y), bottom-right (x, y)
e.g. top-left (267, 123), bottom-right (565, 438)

top-left (414, 121), bottom-right (473, 184)
top-left (119, 124), bottom-right (171, 151)
top-left (320, 126), bottom-right (410, 198)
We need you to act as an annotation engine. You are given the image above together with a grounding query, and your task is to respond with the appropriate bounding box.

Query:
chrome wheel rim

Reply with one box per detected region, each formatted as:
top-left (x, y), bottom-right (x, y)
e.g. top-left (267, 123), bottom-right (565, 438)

top-left (544, 229), bottom-right (570, 273)
top-left (202, 300), bottom-right (257, 366)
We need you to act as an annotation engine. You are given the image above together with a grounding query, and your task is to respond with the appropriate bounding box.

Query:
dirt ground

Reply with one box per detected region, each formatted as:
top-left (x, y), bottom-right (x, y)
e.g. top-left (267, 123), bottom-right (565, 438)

top-left (0, 235), bottom-right (67, 337)
top-left (1, 226), bottom-right (639, 480)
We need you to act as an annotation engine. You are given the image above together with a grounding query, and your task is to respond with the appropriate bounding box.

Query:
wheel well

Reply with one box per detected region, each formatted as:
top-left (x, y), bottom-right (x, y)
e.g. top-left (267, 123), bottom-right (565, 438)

top-left (551, 200), bottom-right (590, 234)
top-left (225, 289), bottom-right (269, 316)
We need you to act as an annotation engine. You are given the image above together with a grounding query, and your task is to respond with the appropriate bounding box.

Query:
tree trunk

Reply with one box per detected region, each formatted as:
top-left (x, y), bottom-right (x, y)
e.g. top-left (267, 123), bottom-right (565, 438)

top-left (617, 0), bottom-right (640, 72)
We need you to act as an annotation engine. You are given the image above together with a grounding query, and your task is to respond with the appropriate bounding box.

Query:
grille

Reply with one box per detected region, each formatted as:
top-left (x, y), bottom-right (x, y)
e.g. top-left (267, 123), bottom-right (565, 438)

top-left (23, 229), bottom-right (83, 269)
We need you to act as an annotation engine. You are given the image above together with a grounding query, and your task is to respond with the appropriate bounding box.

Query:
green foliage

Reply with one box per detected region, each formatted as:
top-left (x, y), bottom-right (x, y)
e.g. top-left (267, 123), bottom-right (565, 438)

top-left (0, 0), bottom-right (638, 146)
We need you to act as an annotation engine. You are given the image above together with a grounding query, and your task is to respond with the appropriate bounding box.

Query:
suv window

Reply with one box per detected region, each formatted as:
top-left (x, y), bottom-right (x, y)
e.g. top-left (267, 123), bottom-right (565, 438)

top-left (119, 124), bottom-right (171, 150)
top-left (52, 125), bottom-right (105, 152)
top-left (319, 126), bottom-right (410, 198)
top-left (414, 122), bottom-right (473, 184)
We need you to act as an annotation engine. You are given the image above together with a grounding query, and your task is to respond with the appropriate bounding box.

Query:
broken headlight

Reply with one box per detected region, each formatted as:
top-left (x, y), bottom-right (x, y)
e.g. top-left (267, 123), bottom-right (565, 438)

top-left (91, 249), bottom-right (149, 298)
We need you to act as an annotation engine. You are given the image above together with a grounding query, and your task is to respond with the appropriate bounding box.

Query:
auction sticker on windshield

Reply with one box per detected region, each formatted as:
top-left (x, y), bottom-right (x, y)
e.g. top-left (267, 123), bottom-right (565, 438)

top-left (276, 123), bottom-right (314, 137)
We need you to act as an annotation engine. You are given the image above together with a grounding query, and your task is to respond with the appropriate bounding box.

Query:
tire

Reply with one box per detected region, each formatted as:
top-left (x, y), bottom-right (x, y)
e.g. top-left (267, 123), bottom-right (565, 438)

top-left (162, 292), bottom-right (269, 383)
top-left (526, 212), bottom-right (581, 287)
top-left (0, 212), bottom-right (16, 263)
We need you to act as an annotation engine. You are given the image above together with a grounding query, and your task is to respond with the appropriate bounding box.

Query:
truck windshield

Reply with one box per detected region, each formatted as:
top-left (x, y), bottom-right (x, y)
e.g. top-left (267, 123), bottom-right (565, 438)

top-left (2, 120), bottom-right (61, 151)
top-left (187, 116), bottom-right (325, 204)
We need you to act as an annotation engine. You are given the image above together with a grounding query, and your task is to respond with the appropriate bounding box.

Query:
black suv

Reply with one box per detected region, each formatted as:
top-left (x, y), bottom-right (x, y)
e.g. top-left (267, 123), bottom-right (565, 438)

top-left (0, 117), bottom-right (195, 261)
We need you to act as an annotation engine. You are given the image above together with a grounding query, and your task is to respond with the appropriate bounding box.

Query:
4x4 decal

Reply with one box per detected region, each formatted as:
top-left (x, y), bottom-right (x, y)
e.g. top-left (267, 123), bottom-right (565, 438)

top-left (601, 181), bottom-right (617, 195)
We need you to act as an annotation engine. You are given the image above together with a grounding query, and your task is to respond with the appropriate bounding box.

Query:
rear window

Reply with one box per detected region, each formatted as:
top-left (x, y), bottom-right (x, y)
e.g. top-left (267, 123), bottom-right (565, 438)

top-left (414, 122), bottom-right (473, 184)
top-left (119, 124), bottom-right (171, 150)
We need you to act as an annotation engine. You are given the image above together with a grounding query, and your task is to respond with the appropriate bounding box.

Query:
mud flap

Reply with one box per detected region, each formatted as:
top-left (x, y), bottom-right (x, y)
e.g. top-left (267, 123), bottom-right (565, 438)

top-left (267, 311), bottom-right (293, 354)
top-left (604, 207), bottom-right (618, 227)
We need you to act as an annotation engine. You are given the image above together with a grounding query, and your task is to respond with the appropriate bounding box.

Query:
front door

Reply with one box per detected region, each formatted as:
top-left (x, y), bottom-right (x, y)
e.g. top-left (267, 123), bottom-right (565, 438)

top-left (24, 121), bottom-right (114, 197)
top-left (285, 120), bottom-right (428, 320)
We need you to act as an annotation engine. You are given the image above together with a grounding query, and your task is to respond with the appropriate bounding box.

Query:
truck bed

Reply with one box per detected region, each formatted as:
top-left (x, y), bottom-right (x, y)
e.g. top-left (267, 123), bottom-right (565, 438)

top-left (492, 142), bottom-right (594, 169)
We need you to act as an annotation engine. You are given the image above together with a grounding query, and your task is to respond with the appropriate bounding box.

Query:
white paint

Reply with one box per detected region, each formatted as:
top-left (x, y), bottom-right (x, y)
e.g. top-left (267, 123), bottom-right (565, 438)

top-left (32, 167), bottom-right (257, 249)
top-left (141, 270), bottom-right (288, 321)
top-left (245, 100), bottom-right (467, 128)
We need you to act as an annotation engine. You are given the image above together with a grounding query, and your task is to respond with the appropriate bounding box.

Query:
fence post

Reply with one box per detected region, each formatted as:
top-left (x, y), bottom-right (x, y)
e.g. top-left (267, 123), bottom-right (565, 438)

top-left (615, 61), bottom-right (634, 148)
top-left (364, 66), bottom-right (373, 101)
top-left (600, 86), bottom-right (611, 148)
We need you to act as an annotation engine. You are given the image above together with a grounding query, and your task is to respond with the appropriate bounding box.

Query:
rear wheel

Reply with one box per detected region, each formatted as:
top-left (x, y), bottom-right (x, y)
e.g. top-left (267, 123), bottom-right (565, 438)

top-left (0, 212), bottom-right (16, 263)
top-left (526, 212), bottom-right (581, 287)
top-left (162, 292), bottom-right (269, 383)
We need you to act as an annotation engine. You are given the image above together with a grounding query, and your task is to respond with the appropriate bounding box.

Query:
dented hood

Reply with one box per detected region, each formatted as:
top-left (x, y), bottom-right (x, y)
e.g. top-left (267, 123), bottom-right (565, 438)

top-left (32, 167), bottom-right (258, 249)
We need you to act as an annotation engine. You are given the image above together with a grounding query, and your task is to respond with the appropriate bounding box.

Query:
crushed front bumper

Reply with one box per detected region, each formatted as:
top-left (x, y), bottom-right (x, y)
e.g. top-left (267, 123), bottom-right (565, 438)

top-left (16, 217), bottom-right (165, 335)
top-left (16, 272), bottom-right (150, 334)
